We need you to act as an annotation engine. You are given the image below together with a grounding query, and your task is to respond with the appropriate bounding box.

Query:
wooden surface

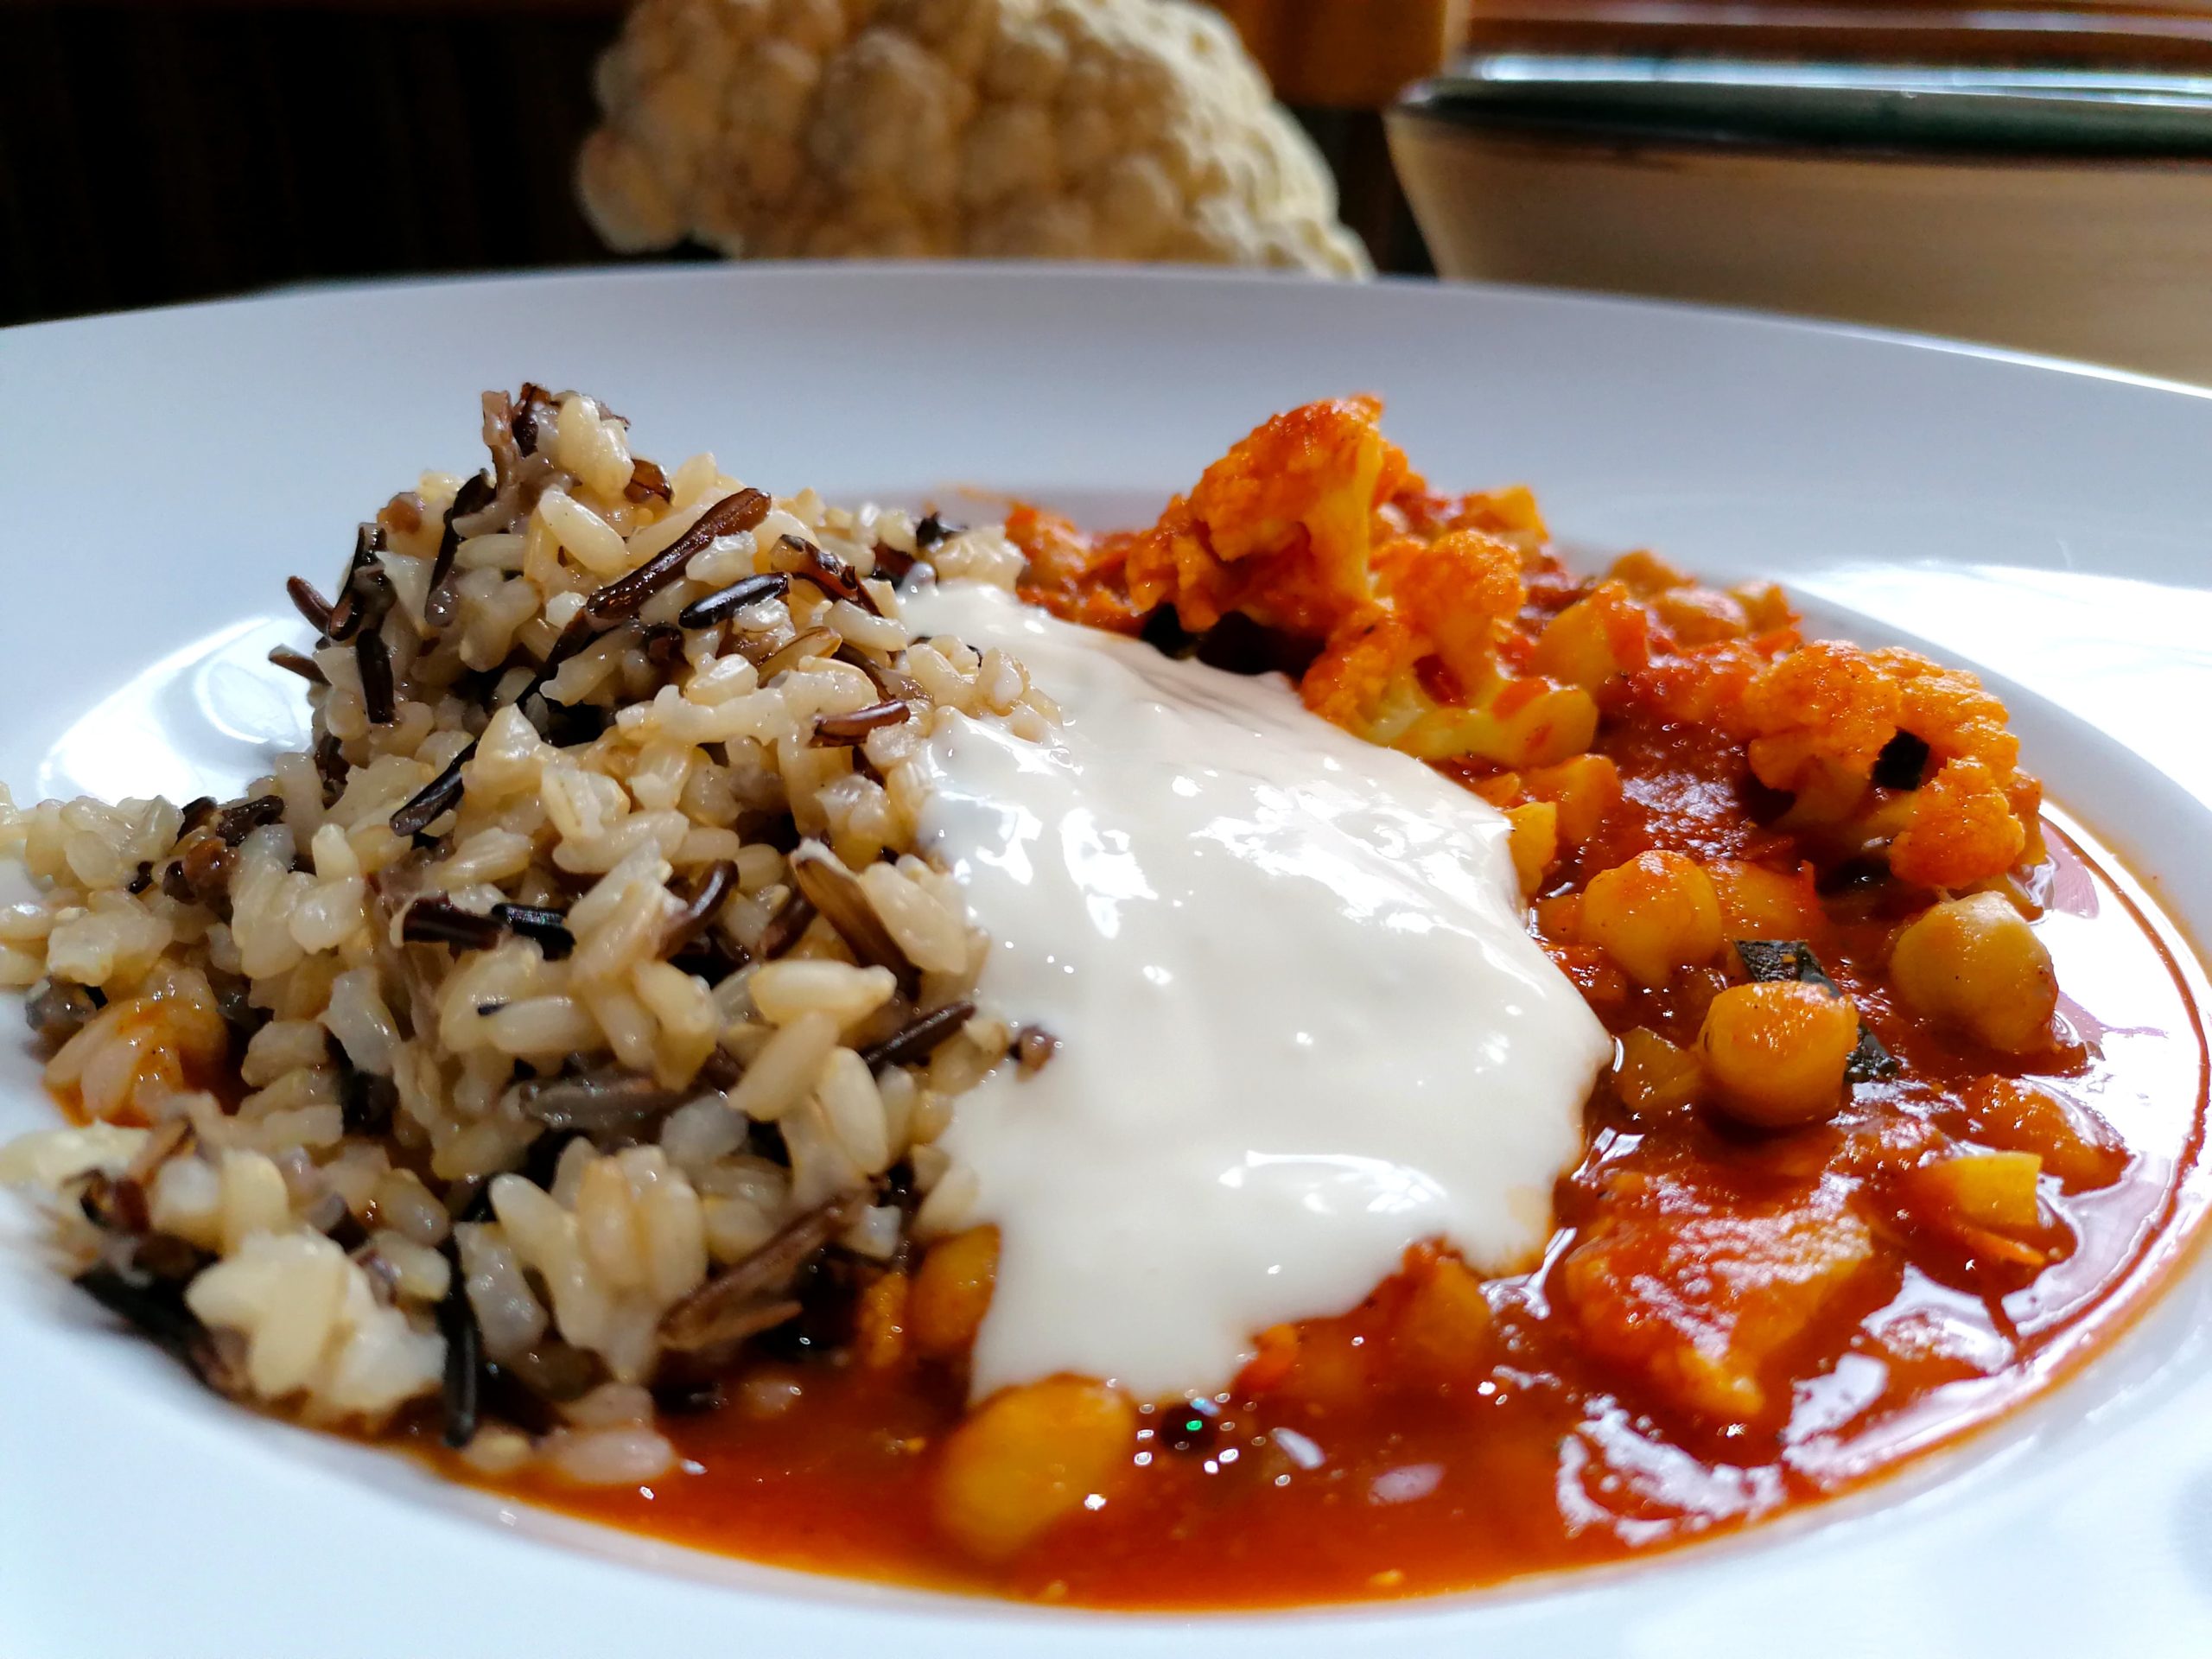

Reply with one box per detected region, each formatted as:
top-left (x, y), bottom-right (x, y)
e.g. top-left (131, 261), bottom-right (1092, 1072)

top-left (1466, 1), bottom-right (2212, 68)
top-left (1216, 0), bottom-right (1469, 107)
top-left (5, 0), bottom-right (1470, 105)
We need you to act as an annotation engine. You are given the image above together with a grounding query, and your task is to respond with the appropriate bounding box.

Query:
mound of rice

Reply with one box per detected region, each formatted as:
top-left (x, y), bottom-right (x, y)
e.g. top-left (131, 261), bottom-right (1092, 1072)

top-left (0, 386), bottom-right (1052, 1482)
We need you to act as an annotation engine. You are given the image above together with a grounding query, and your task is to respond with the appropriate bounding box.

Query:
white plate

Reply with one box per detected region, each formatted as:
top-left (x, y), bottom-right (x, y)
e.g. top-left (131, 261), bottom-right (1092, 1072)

top-left (3, 266), bottom-right (2210, 1659)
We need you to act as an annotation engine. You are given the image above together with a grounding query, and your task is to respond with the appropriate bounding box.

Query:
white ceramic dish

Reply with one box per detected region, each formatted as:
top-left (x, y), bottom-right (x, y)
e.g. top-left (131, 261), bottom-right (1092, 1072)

top-left (3, 266), bottom-right (2209, 1658)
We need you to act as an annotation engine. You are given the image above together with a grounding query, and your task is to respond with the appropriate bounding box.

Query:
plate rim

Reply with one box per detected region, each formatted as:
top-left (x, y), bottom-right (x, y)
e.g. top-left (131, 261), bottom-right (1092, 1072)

top-left (4, 261), bottom-right (2211, 1658)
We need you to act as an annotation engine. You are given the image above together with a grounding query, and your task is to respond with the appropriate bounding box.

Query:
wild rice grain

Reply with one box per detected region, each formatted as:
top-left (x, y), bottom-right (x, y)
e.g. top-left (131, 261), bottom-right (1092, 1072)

top-left (267, 647), bottom-right (327, 686)
top-left (753, 888), bottom-right (817, 962)
top-left (428, 470), bottom-right (497, 626)
top-left (812, 701), bottom-right (910, 747)
top-left (1015, 1026), bottom-right (1061, 1076)
top-left (437, 1250), bottom-right (484, 1447)
top-left (860, 1001), bottom-right (976, 1073)
top-left (389, 741), bottom-right (476, 836)
top-left (325, 524), bottom-right (390, 642)
top-left (678, 572), bottom-right (790, 631)
top-left (790, 844), bottom-right (916, 985)
top-left (213, 795), bottom-right (286, 847)
top-left (400, 896), bottom-right (505, 952)
top-left (356, 627), bottom-right (396, 725)
top-left (493, 903), bottom-right (575, 961)
top-left (753, 626), bottom-right (839, 683)
top-left (287, 576), bottom-right (335, 637)
top-left (777, 535), bottom-right (877, 614)
top-left (625, 457), bottom-right (672, 505)
top-left (585, 487), bottom-right (769, 622)
top-left (76, 1263), bottom-right (235, 1394)
top-left (663, 861), bottom-right (736, 959)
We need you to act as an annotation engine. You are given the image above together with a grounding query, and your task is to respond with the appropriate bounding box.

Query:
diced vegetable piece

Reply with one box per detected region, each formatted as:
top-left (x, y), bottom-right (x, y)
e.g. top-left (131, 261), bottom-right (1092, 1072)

top-left (1258, 1320), bottom-right (1372, 1413)
top-left (1651, 587), bottom-right (1749, 645)
top-left (932, 1377), bottom-right (1136, 1562)
top-left (1699, 981), bottom-right (1860, 1129)
top-left (1580, 851), bottom-right (1723, 988)
top-left (910, 1224), bottom-right (999, 1360)
top-left (1530, 582), bottom-right (1649, 690)
top-left (1236, 1322), bottom-right (1300, 1396)
top-left (855, 1269), bottom-right (909, 1370)
top-left (1520, 753), bottom-right (1622, 847)
top-left (1394, 1252), bottom-right (1494, 1383)
top-left (1560, 1187), bottom-right (1876, 1423)
top-left (1732, 581), bottom-right (1794, 632)
top-left (1606, 550), bottom-right (1692, 594)
top-left (1907, 1150), bottom-right (2044, 1236)
top-left (1612, 1027), bottom-right (1704, 1118)
top-left (1961, 1076), bottom-right (2128, 1192)
top-left (1505, 801), bottom-right (1559, 897)
top-left (1890, 893), bottom-right (2057, 1054)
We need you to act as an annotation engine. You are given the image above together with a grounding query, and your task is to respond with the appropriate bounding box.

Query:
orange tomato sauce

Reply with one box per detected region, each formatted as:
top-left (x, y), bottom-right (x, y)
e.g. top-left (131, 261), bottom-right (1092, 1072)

top-left (437, 794), bottom-right (2210, 1607)
top-left (429, 401), bottom-right (2208, 1604)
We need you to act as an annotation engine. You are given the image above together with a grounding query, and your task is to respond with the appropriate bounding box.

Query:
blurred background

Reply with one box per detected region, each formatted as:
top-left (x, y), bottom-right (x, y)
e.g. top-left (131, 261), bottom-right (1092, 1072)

top-left (8, 1), bottom-right (2212, 379)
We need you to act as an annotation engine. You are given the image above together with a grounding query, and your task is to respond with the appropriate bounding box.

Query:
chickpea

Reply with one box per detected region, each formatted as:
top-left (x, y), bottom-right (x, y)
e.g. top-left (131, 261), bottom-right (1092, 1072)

top-left (1580, 851), bottom-right (1724, 988)
top-left (1890, 893), bottom-right (2057, 1054)
top-left (1699, 980), bottom-right (1861, 1128)
top-left (932, 1377), bottom-right (1137, 1562)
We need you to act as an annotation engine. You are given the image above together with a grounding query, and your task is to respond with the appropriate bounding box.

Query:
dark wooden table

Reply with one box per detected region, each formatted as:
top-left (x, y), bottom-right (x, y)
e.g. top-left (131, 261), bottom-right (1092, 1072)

top-left (2, 1), bottom-right (1452, 326)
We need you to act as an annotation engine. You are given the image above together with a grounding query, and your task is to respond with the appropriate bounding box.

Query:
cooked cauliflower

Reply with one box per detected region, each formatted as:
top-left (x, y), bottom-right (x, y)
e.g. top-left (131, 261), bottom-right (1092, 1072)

top-left (1119, 397), bottom-right (1598, 768)
top-left (578, 0), bottom-right (1371, 276)
top-left (1013, 395), bottom-right (2044, 894)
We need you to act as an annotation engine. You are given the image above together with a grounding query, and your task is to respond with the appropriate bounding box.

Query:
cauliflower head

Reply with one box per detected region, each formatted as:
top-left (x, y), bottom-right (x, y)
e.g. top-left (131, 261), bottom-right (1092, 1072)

top-left (578, 0), bottom-right (1372, 276)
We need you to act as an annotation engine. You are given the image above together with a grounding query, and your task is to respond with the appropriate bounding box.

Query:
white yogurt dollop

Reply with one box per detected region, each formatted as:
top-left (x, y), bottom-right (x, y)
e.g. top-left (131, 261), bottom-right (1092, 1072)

top-left (903, 582), bottom-right (1611, 1403)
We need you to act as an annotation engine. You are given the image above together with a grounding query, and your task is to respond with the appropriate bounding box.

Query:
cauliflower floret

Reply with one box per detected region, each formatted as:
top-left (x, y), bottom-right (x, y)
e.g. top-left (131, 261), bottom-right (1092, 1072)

top-left (1871, 647), bottom-right (2022, 778)
top-left (579, 0), bottom-right (1371, 276)
top-left (1742, 640), bottom-right (1902, 797)
top-left (1377, 529), bottom-right (1525, 691)
top-left (1889, 758), bottom-right (2030, 890)
top-left (1732, 638), bottom-right (2036, 886)
top-left (1119, 396), bottom-right (1596, 768)
top-left (1126, 396), bottom-right (1406, 634)
top-left (1300, 602), bottom-right (1597, 768)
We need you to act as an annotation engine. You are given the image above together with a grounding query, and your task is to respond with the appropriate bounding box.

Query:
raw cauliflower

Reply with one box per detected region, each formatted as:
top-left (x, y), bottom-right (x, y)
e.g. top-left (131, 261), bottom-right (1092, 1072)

top-left (577, 0), bottom-right (1371, 276)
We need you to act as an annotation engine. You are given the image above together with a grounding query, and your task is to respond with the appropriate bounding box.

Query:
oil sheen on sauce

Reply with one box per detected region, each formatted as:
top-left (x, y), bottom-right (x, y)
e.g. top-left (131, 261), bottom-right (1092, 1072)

top-left (899, 580), bottom-right (1611, 1402)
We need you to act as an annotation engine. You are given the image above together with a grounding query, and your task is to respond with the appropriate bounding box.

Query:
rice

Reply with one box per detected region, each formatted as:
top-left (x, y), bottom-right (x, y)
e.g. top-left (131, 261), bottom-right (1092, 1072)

top-left (0, 385), bottom-right (1046, 1478)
